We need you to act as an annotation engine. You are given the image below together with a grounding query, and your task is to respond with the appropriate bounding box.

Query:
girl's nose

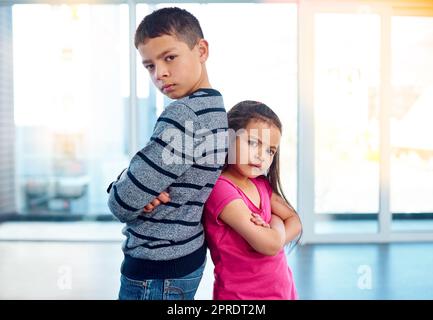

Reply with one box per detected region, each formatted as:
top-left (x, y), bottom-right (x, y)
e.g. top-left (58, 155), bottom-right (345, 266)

top-left (255, 152), bottom-right (264, 162)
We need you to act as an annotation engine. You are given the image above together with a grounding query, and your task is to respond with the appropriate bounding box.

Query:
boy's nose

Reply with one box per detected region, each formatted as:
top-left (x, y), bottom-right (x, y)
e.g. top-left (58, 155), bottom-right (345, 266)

top-left (155, 64), bottom-right (169, 80)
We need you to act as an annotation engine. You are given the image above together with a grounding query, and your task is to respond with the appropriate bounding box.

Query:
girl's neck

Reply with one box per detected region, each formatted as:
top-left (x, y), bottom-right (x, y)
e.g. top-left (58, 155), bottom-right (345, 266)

top-left (221, 166), bottom-right (251, 188)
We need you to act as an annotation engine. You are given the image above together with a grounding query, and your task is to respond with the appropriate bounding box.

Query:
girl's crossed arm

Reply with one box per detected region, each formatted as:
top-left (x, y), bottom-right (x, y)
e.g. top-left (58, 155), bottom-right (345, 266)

top-left (270, 193), bottom-right (302, 245)
top-left (219, 199), bottom-right (286, 256)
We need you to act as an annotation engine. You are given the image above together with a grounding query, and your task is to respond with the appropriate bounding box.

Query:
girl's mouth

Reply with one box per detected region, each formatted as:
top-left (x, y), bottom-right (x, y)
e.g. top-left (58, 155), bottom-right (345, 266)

top-left (249, 163), bottom-right (262, 169)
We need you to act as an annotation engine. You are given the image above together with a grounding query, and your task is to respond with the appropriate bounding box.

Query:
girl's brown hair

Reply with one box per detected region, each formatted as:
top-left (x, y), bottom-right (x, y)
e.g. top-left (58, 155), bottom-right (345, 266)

top-left (226, 100), bottom-right (302, 250)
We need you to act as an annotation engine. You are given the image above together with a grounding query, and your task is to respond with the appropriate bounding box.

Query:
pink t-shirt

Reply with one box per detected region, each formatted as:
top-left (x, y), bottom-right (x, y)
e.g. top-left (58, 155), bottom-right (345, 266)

top-left (203, 175), bottom-right (298, 300)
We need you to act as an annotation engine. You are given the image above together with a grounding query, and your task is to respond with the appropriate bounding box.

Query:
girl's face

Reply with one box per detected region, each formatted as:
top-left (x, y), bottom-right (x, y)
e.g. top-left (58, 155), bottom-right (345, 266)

top-left (229, 120), bottom-right (281, 178)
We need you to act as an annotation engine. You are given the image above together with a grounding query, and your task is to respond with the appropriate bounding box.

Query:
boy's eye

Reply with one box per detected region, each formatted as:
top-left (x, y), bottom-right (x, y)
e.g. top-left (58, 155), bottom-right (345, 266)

top-left (165, 55), bottom-right (176, 62)
top-left (144, 64), bottom-right (154, 71)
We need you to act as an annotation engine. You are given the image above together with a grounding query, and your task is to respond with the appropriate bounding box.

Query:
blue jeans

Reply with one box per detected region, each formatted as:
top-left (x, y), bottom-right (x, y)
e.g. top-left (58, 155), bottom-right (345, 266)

top-left (118, 260), bottom-right (206, 300)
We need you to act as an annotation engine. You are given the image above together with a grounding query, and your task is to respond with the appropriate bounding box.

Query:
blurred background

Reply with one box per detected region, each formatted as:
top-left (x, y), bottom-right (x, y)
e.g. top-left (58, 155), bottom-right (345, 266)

top-left (0, 0), bottom-right (432, 299)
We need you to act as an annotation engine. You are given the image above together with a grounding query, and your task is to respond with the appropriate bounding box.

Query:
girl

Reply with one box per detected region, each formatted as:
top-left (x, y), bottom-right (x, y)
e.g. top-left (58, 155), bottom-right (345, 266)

top-left (203, 100), bottom-right (302, 300)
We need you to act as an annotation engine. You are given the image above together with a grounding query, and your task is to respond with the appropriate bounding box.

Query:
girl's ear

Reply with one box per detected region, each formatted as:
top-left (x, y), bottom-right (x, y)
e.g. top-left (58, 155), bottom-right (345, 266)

top-left (197, 39), bottom-right (209, 62)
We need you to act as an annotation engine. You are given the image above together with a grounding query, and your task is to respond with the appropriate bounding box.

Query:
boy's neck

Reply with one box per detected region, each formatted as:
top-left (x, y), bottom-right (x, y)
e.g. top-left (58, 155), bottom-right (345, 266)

top-left (184, 80), bottom-right (212, 98)
top-left (193, 67), bottom-right (211, 92)
top-left (192, 83), bottom-right (212, 92)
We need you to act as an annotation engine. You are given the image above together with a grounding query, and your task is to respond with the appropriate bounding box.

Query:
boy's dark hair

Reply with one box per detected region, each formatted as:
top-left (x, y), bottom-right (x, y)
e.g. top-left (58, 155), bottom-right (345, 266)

top-left (226, 100), bottom-right (303, 251)
top-left (135, 7), bottom-right (204, 49)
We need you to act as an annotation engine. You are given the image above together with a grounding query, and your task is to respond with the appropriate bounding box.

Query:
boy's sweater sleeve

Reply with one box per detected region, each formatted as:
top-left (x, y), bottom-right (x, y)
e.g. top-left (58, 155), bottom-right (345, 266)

top-left (107, 103), bottom-right (200, 223)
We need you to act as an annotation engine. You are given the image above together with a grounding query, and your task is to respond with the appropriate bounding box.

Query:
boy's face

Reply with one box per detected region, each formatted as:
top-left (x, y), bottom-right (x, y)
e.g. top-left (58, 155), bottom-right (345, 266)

top-left (138, 34), bottom-right (209, 99)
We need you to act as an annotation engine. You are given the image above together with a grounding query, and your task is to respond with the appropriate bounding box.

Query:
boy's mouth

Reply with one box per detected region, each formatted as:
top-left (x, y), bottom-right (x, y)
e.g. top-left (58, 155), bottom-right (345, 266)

top-left (162, 84), bottom-right (175, 93)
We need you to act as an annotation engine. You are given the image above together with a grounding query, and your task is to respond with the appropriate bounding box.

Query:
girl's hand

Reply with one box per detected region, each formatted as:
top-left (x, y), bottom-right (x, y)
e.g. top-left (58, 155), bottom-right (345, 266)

top-left (142, 191), bottom-right (170, 213)
top-left (250, 213), bottom-right (270, 228)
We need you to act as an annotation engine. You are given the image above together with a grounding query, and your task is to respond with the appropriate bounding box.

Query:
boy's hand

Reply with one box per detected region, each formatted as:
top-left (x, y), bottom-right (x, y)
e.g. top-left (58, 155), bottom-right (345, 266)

top-left (250, 213), bottom-right (270, 228)
top-left (142, 191), bottom-right (170, 213)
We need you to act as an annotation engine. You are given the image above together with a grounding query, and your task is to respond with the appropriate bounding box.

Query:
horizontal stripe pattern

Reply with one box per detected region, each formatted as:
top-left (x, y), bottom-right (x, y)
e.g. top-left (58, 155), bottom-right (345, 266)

top-left (136, 151), bottom-right (179, 180)
top-left (128, 228), bottom-right (204, 249)
top-left (171, 182), bottom-right (203, 190)
top-left (113, 185), bottom-right (139, 212)
top-left (149, 137), bottom-right (195, 163)
top-left (160, 201), bottom-right (205, 209)
top-left (141, 231), bottom-right (203, 250)
top-left (137, 215), bottom-right (201, 226)
top-left (127, 170), bottom-right (159, 197)
top-left (156, 117), bottom-right (195, 137)
top-left (108, 89), bottom-right (227, 274)
top-left (196, 107), bottom-right (226, 116)
top-left (150, 137), bottom-right (227, 163)
top-left (192, 164), bottom-right (223, 171)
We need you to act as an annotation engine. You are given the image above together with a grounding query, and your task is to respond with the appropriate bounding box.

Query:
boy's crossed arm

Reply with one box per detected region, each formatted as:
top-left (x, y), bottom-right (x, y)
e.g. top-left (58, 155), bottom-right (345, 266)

top-left (108, 174), bottom-right (170, 213)
top-left (107, 103), bottom-right (200, 223)
top-left (142, 191), bottom-right (170, 213)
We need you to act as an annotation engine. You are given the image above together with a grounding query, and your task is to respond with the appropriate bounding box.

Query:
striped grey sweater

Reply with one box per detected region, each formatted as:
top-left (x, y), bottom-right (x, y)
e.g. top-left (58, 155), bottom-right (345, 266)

top-left (107, 88), bottom-right (228, 279)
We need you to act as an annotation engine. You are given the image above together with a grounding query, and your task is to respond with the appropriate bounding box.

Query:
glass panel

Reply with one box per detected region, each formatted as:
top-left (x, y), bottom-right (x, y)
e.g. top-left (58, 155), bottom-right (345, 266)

top-left (390, 16), bottom-right (433, 231)
top-left (135, 4), bottom-right (156, 146)
top-left (0, 6), bottom-right (15, 216)
top-left (151, 3), bottom-right (298, 206)
top-left (13, 4), bottom-right (129, 216)
top-left (313, 13), bottom-right (381, 234)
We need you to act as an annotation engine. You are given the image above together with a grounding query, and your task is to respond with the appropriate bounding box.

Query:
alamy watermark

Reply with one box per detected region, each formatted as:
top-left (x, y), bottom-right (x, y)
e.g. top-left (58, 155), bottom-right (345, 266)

top-left (357, 264), bottom-right (372, 290)
top-left (159, 121), bottom-right (274, 166)
top-left (57, 265), bottom-right (72, 290)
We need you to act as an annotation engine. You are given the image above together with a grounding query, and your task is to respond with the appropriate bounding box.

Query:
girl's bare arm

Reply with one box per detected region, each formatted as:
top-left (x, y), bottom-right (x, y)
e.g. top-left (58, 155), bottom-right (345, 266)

top-left (271, 193), bottom-right (302, 244)
top-left (219, 199), bottom-right (286, 256)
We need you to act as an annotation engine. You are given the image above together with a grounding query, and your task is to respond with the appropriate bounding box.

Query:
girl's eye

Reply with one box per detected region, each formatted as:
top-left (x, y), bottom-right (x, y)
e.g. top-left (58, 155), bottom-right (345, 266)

top-left (145, 64), bottom-right (154, 71)
top-left (165, 55), bottom-right (176, 62)
top-left (248, 140), bottom-right (258, 147)
top-left (267, 149), bottom-right (276, 156)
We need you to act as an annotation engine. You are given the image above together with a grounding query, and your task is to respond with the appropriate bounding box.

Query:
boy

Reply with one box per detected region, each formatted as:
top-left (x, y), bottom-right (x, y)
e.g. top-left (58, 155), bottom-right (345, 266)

top-left (107, 7), bottom-right (228, 300)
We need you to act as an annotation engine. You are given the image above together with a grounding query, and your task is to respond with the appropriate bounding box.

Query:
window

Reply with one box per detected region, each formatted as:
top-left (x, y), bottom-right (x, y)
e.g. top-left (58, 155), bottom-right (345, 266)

top-left (391, 16), bottom-right (433, 231)
top-left (6, 2), bottom-right (298, 219)
top-left (299, 1), bottom-right (433, 242)
top-left (313, 12), bottom-right (381, 234)
top-left (0, 6), bottom-right (15, 216)
top-left (13, 4), bottom-right (129, 216)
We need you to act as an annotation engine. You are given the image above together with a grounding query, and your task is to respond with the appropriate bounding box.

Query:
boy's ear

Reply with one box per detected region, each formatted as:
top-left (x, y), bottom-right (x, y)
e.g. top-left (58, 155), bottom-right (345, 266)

top-left (197, 39), bottom-right (209, 62)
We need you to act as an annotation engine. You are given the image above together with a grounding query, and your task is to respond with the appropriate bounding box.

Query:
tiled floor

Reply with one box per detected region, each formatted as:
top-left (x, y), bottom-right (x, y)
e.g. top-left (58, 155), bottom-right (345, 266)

top-left (0, 222), bottom-right (432, 299)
